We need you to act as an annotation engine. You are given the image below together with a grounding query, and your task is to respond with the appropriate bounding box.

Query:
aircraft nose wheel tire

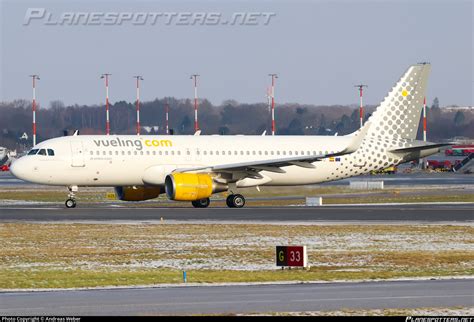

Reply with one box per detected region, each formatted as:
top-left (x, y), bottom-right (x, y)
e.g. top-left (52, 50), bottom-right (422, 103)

top-left (192, 198), bottom-right (210, 208)
top-left (227, 194), bottom-right (245, 208)
top-left (65, 198), bottom-right (76, 208)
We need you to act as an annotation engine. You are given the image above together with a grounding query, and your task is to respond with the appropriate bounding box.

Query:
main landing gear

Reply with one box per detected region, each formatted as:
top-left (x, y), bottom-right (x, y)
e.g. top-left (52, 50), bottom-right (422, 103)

top-left (226, 194), bottom-right (245, 208)
top-left (65, 185), bottom-right (78, 208)
top-left (192, 198), bottom-right (210, 208)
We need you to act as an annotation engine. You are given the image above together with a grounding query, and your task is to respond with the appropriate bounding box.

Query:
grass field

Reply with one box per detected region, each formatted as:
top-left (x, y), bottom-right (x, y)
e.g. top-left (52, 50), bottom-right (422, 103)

top-left (0, 223), bottom-right (472, 289)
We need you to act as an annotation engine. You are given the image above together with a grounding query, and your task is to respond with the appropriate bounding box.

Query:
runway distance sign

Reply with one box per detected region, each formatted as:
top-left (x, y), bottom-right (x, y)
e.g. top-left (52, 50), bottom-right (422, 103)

top-left (276, 246), bottom-right (307, 267)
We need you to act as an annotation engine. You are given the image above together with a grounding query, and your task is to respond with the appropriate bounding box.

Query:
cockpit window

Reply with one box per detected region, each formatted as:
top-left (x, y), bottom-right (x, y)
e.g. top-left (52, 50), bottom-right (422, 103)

top-left (37, 149), bottom-right (47, 156)
top-left (27, 149), bottom-right (39, 155)
top-left (47, 149), bottom-right (55, 156)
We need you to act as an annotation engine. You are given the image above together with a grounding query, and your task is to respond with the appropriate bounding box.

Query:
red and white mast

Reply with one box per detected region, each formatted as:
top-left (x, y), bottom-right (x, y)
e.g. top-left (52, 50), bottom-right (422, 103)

top-left (29, 75), bottom-right (40, 146)
top-left (190, 74), bottom-right (200, 132)
top-left (268, 74), bottom-right (278, 135)
top-left (423, 96), bottom-right (427, 142)
top-left (101, 73), bottom-right (111, 135)
top-left (165, 101), bottom-right (170, 135)
top-left (421, 96), bottom-right (428, 169)
top-left (133, 76), bottom-right (143, 135)
top-left (355, 84), bottom-right (368, 128)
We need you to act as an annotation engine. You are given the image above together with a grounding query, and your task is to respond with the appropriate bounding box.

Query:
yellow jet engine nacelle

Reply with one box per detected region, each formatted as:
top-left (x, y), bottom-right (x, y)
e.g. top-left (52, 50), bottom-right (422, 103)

top-left (114, 186), bottom-right (162, 201)
top-left (165, 173), bottom-right (228, 201)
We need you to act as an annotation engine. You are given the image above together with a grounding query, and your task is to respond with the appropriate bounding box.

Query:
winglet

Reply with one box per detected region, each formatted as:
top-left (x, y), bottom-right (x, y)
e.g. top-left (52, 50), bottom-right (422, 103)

top-left (194, 130), bottom-right (201, 136)
top-left (340, 122), bottom-right (371, 154)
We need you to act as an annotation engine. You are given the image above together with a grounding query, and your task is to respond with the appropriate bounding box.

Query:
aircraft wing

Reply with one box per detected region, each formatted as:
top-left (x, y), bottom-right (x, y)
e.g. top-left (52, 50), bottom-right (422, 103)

top-left (174, 123), bottom-right (370, 175)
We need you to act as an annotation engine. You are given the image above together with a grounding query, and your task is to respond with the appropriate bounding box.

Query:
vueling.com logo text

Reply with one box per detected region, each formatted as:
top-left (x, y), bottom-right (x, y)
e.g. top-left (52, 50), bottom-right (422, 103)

top-left (93, 138), bottom-right (173, 151)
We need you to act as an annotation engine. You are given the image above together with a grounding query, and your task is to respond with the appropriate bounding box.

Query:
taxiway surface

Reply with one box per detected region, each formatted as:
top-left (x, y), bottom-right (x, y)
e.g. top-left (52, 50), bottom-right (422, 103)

top-left (0, 204), bottom-right (472, 222)
top-left (1, 279), bottom-right (472, 315)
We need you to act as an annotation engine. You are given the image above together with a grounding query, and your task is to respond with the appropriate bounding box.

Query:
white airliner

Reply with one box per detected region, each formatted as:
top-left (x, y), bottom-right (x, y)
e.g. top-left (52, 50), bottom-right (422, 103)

top-left (11, 63), bottom-right (447, 208)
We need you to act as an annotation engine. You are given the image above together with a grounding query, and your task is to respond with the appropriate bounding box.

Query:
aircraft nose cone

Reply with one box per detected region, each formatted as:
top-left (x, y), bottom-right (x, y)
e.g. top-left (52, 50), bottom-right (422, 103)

top-left (9, 159), bottom-right (27, 181)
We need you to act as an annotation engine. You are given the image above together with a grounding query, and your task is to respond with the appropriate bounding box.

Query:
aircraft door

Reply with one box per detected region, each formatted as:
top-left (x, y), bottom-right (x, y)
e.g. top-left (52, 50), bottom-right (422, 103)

top-left (70, 141), bottom-right (85, 167)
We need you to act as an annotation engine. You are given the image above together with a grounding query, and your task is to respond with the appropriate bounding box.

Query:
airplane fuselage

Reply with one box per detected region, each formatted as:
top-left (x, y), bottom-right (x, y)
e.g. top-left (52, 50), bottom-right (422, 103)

top-left (11, 134), bottom-right (434, 187)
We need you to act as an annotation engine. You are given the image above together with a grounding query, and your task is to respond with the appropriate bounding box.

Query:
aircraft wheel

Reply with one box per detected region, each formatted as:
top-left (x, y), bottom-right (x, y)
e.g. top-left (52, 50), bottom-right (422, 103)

top-left (192, 198), bottom-right (210, 208)
top-left (65, 198), bottom-right (76, 208)
top-left (226, 195), bottom-right (235, 208)
top-left (232, 194), bottom-right (245, 208)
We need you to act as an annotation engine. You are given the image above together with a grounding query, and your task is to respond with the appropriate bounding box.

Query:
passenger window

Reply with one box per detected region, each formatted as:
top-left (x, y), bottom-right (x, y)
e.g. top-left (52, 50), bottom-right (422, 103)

top-left (289, 151), bottom-right (292, 156)
top-left (295, 151), bottom-right (298, 156)
top-left (159, 151), bottom-right (163, 155)
top-left (128, 151), bottom-right (131, 155)
top-left (103, 151), bottom-right (106, 156)
top-left (165, 151), bottom-right (168, 156)
top-left (264, 151), bottom-right (268, 155)
top-left (283, 151), bottom-right (286, 155)
top-left (96, 151), bottom-right (100, 155)
top-left (28, 149), bottom-right (39, 155)
top-left (38, 149), bottom-right (47, 156)
top-left (116, 151), bottom-right (119, 155)
top-left (140, 151), bottom-right (144, 155)
top-left (90, 151), bottom-right (94, 156)
top-left (177, 151), bottom-right (181, 156)
top-left (246, 151), bottom-right (250, 155)
top-left (47, 149), bottom-right (55, 156)
top-left (152, 151), bottom-right (156, 155)
top-left (277, 151), bottom-right (280, 155)
top-left (109, 151), bottom-right (113, 155)
top-left (171, 151), bottom-right (174, 155)
top-left (134, 151), bottom-right (137, 155)
top-left (252, 151), bottom-right (256, 155)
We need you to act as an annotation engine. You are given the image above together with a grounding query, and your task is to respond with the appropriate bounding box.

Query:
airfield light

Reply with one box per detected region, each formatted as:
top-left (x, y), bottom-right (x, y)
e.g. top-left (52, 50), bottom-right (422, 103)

top-left (29, 75), bottom-right (40, 146)
top-left (268, 74), bottom-right (278, 135)
top-left (133, 76), bottom-right (144, 135)
top-left (100, 73), bottom-right (112, 135)
top-left (355, 84), bottom-right (368, 128)
top-left (190, 74), bottom-right (200, 132)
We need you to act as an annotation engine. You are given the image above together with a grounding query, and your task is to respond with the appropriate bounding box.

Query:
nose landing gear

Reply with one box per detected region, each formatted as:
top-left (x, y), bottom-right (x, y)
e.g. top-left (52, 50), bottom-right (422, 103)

top-left (65, 185), bottom-right (78, 208)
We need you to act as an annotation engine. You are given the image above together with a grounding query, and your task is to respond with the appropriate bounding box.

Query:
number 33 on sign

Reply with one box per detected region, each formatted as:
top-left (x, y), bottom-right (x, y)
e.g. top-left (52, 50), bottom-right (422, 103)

top-left (276, 246), bottom-right (308, 268)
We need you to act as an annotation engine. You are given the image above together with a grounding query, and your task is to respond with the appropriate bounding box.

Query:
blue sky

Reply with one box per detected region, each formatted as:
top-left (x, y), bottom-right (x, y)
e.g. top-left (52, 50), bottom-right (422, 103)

top-left (1, 0), bottom-right (472, 107)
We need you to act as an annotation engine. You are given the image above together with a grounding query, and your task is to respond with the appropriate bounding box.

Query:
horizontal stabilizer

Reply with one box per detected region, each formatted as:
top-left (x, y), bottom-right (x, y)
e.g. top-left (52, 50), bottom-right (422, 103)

top-left (389, 143), bottom-right (453, 153)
